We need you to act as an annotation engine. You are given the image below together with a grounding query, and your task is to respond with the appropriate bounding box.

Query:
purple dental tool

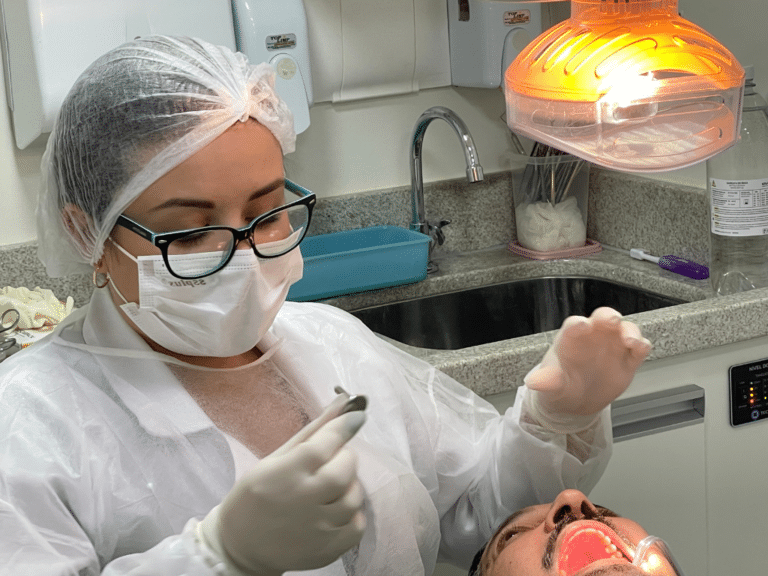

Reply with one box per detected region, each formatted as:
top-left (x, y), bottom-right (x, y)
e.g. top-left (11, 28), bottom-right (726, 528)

top-left (602, 245), bottom-right (709, 280)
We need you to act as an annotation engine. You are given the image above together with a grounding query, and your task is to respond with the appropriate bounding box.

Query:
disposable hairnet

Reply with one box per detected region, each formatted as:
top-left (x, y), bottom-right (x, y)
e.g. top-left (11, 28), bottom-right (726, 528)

top-left (37, 35), bottom-right (296, 278)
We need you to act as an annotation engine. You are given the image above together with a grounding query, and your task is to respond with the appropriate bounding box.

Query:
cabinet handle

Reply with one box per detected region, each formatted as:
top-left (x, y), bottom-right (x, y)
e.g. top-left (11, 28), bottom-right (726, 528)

top-left (611, 384), bottom-right (704, 443)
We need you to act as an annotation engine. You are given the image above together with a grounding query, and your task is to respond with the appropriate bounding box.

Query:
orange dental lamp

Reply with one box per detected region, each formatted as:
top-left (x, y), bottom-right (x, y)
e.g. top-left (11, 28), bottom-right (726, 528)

top-left (503, 0), bottom-right (745, 173)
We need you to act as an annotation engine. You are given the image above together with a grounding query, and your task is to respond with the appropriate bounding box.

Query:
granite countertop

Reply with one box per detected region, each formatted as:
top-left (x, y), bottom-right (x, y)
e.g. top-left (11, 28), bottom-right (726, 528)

top-left (4, 168), bottom-right (767, 396)
top-left (322, 244), bottom-right (768, 397)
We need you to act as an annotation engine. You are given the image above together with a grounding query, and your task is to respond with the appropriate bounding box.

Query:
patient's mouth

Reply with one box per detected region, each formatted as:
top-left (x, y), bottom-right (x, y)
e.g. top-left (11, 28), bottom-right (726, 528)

top-left (556, 520), bottom-right (634, 576)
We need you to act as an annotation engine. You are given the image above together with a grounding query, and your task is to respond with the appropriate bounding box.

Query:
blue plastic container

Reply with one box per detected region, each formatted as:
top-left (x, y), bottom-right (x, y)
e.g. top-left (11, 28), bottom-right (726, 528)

top-left (287, 226), bottom-right (430, 301)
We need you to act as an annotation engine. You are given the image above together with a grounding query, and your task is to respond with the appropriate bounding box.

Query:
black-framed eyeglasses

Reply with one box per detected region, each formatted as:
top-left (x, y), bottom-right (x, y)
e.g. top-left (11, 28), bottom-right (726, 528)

top-left (115, 179), bottom-right (316, 280)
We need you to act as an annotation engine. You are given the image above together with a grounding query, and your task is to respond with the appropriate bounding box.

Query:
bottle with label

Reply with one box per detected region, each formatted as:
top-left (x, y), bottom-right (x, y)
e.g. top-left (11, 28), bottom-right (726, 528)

top-left (708, 65), bottom-right (768, 295)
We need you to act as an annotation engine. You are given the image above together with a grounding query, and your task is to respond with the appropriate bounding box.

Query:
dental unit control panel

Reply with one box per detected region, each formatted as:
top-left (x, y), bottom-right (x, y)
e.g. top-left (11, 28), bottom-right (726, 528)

top-left (729, 357), bottom-right (768, 426)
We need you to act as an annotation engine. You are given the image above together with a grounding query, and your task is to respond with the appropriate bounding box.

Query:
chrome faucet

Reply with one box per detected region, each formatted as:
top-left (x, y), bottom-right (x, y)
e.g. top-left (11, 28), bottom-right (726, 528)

top-left (410, 106), bottom-right (484, 273)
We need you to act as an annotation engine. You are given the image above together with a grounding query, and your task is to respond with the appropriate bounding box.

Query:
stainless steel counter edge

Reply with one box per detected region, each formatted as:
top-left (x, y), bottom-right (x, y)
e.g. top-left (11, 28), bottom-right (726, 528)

top-left (321, 245), bottom-right (768, 397)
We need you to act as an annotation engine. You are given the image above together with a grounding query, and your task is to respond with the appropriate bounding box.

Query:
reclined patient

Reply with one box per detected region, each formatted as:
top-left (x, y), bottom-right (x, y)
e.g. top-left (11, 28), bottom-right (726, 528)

top-left (469, 489), bottom-right (684, 576)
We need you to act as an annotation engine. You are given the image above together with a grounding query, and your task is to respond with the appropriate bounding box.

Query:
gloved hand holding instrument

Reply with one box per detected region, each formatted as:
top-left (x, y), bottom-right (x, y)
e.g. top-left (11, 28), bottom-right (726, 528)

top-left (198, 389), bottom-right (368, 575)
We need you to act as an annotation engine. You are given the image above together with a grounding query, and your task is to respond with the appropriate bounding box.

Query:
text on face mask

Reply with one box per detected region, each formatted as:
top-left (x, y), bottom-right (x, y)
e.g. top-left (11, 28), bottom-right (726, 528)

top-left (163, 278), bottom-right (209, 287)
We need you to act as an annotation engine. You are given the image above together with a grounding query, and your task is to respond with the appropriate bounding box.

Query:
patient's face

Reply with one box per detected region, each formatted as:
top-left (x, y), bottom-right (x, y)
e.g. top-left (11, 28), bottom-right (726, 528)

top-left (478, 490), bottom-right (667, 576)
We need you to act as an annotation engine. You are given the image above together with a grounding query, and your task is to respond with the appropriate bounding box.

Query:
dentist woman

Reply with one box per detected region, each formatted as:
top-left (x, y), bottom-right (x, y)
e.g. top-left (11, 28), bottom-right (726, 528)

top-left (0, 36), bottom-right (652, 576)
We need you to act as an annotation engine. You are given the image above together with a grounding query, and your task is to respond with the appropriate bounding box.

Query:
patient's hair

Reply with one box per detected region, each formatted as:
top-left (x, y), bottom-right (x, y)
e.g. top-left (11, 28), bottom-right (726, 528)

top-left (468, 546), bottom-right (486, 576)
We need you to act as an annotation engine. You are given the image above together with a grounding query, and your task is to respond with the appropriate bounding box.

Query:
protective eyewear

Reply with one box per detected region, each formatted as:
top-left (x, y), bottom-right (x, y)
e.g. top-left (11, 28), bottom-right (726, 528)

top-left (115, 179), bottom-right (316, 280)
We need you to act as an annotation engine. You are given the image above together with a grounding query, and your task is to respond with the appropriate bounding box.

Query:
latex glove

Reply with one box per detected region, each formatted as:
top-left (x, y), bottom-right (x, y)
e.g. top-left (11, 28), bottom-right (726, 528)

top-left (525, 306), bottom-right (652, 431)
top-left (198, 394), bottom-right (367, 576)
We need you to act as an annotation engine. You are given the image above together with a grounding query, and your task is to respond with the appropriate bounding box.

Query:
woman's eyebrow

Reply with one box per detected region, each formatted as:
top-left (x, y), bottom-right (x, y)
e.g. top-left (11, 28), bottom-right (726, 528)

top-left (246, 178), bottom-right (284, 202)
top-left (149, 178), bottom-right (285, 212)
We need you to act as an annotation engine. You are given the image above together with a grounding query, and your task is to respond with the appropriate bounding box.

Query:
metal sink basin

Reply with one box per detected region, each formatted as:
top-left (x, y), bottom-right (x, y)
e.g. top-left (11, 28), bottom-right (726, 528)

top-left (350, 276), bottom-right (686, 350)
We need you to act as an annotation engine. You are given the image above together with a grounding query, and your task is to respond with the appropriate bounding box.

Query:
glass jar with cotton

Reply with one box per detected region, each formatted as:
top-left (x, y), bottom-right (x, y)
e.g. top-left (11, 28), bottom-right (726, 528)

top-left (511, 144), bottom-right (590, 254)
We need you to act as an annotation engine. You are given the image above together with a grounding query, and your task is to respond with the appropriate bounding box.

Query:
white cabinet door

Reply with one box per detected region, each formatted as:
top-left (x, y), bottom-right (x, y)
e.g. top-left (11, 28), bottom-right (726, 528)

top-left (434, 334), bottom-right (768, 576)
top-left (588, 420), bottom-right (707, 576)
top-left (633, 335), bottom-right (768, 576)
top-left (432, 384), bottom-right (708, 576)
top-left (431, 387), bottom-right (708, 576)
top-left (478, 386), bottom-right (707, 576)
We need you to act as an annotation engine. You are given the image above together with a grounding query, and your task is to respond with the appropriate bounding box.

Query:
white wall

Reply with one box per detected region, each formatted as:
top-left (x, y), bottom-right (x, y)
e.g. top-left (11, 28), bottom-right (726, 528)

top-left (654, 0), bottom-right (768, 190)
top-left (0, 69), bottom-right (520, 246)
top-left (284, 86), bottom-right (521, 196)
top-left (0, 65), bottom-right (40, 247)
top-left (1, 0), bottom-right (766, 247)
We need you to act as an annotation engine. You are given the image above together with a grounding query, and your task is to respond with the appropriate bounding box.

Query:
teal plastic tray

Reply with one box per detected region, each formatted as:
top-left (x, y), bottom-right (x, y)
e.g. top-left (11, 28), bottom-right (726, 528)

top-left (287, 226), bottom-right (430, 301)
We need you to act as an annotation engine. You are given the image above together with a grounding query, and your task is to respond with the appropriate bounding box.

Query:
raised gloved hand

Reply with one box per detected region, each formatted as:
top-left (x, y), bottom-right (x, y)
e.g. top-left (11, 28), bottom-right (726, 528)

top-left (198, 394), bottom-right (367, 575)
top-left (525, 306), bottom-right (652, 430)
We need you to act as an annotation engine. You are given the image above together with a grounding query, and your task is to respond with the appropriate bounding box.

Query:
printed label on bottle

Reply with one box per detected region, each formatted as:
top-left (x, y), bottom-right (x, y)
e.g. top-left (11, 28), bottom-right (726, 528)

top-left (710, 178), bottom-right (768, 236)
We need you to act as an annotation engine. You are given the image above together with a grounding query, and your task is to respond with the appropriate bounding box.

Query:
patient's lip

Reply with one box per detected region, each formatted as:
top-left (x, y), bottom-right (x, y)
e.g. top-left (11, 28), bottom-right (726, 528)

top-left (567, 557), bottom-right (644, 576)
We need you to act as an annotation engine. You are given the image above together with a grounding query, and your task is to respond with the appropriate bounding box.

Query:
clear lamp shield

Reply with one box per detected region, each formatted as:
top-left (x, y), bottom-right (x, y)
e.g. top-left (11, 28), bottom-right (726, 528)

top-left (504, 0), bottom-right (745, 173)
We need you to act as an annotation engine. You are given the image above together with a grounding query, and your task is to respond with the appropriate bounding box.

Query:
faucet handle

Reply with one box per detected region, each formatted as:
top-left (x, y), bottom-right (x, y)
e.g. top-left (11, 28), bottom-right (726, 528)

top-left (426, 219), bottom-right (451, 274)
top-left (431, 219), bottom-right (451, 246)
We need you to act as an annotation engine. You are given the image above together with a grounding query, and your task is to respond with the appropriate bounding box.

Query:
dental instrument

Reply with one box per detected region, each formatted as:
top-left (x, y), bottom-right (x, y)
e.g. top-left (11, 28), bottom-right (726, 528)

top-left (601, 245), bottom-right (709, 281)
top-left (333, 386), bottom-right (368, 415)
top-left (0, 308), bottom-right (21, 363)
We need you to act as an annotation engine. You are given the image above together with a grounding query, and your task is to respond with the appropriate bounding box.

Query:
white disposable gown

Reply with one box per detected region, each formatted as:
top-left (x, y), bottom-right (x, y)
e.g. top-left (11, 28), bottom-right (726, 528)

top-left (0, 287), bottom-right (612, 575)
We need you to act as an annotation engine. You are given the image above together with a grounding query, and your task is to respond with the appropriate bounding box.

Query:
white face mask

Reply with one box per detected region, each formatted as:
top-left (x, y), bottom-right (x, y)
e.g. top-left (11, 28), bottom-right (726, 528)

top-left (107, 236), bottom-right (303, 357)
